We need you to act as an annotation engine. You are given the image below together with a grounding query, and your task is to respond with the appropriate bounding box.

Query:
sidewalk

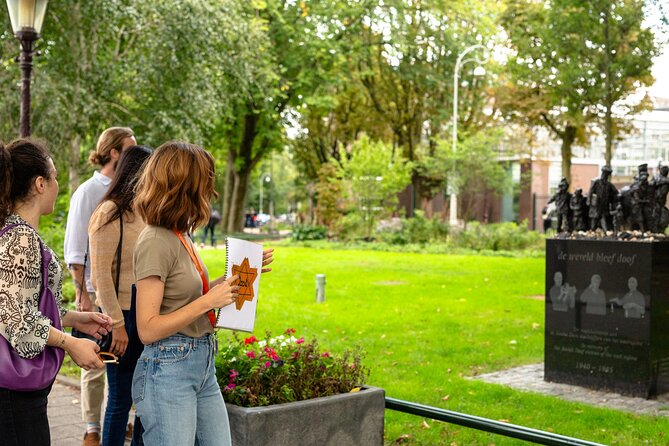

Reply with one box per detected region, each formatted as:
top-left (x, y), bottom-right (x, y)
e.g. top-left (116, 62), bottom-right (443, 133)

top-left (49, 375), bottom-right (132, 446)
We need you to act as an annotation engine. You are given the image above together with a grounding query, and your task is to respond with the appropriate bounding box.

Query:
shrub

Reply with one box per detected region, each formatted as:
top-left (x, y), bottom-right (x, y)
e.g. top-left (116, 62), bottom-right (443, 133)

top-left (217, 330), bottom-right (369, 407)
top-left (291, 224), bottom-right (328, 241)
top-left (377, 212), bottom-right (450, 245)
top-left (331, 212), bottom-right (366, 241)
top-left (452, 221), bottom-right (542, 251)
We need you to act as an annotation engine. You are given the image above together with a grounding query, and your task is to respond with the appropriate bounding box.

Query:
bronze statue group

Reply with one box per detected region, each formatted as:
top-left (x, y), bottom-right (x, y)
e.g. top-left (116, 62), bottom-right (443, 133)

top-left (548, 163), bottom-right (669, 235)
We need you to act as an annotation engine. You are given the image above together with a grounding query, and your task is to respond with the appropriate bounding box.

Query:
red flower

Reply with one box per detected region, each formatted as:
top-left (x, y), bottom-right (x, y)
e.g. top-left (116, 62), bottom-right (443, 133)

top-left (264, 361), bottom-right (271, 368)
top-left (296, 337), bottom-right (305, 344)
top-left (321, 352), bottom-right (330, 358)
top-left (285, 328), bottom-right (296, 335)
top-left (244, 336), bottom-right (258, 345)
top-left (246, 351), bottom-right (256, 359)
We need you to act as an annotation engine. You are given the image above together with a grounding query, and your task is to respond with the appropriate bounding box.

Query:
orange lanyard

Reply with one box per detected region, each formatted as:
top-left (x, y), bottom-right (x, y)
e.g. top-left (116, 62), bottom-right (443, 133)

top-left (174, 230), bottom-right (216, 328)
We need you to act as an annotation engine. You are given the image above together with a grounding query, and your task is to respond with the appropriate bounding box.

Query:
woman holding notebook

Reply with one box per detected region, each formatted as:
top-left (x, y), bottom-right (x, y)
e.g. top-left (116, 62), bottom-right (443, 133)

top-left (131, 141), bottom-right (273, 445)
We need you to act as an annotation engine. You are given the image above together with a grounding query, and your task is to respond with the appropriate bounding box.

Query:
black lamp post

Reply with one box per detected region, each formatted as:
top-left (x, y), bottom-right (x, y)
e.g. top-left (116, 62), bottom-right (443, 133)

top-left (5, 0), bottom-right (49, 138)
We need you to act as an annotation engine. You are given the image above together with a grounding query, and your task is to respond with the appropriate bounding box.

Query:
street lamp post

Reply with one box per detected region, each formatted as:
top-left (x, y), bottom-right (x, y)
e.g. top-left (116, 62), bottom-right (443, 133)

top-left (450, 44), bottom-right (488, 226)
top-left (259, 173), bottom-right (271, 215)
top-left (5, 0), bottom-right (49, 138)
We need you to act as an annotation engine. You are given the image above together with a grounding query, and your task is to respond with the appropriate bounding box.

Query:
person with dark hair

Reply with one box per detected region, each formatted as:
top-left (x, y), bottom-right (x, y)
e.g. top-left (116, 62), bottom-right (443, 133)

top-left (64, 127), bottom-right (136, 446)
top-left (200, 208), bottom-right (221, 248)
top-left (132, 142), bottom-right (274, 445)
top-left (0, 139), bottom-right (113, 446)
top-left (89, 146), bottom-right (152, 446)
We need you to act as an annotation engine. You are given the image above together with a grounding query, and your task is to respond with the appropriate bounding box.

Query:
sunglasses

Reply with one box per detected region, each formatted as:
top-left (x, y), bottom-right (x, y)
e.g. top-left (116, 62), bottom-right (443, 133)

top-left (98, 352), bottom-right (119, 364)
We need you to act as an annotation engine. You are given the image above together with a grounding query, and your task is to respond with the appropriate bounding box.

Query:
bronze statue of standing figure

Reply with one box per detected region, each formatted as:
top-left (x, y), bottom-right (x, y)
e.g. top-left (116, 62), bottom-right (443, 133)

top-left (587, 166), bottom-right (618, 231)
top-left (548, 178), bottom-right (571, 232)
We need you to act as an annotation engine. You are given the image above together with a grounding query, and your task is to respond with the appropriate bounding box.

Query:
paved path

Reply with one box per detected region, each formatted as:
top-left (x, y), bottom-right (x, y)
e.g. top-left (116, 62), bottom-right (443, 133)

top-left (473, 363), bottom-right (669, 416)
top-left (49, 375), bottom-right (131, 446)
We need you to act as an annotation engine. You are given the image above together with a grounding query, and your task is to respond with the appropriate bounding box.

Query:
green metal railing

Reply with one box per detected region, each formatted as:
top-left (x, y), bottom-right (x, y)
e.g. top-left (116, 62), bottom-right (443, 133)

top-left (385, 397), bottom-right (606, 446)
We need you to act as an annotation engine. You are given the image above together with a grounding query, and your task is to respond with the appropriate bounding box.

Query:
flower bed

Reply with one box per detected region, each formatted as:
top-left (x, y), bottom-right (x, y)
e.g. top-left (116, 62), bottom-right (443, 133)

top-left (216, 329), bottom-right (369, 407)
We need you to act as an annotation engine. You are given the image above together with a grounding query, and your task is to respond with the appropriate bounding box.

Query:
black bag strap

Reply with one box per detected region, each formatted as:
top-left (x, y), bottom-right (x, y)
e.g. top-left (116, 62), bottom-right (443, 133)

top-left (114, 214), bottom-right (123, 296)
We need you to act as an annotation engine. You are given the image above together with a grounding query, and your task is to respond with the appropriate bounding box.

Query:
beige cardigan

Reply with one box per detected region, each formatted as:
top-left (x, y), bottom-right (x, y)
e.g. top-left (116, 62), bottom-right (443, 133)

top-left (88, 201), bottom-right (146, 328)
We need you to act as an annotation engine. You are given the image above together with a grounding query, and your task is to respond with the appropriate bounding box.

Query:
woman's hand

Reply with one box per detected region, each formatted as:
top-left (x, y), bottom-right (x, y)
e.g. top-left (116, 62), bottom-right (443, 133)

top-left (205, 274), bottom-right (239, 309)
top-left (66, 337), bottom-right (104, 371)
top-left (261, 248), bottom-right (274, 273)
top-left (69, 311), bottom-right (113, 340)
top-left (110, 325), bottom-right (129, 356)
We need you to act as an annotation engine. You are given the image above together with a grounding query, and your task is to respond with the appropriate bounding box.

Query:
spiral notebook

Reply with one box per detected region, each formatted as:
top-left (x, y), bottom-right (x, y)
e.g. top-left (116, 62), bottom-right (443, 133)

top-left (215, 237), bottom-right (263, 332)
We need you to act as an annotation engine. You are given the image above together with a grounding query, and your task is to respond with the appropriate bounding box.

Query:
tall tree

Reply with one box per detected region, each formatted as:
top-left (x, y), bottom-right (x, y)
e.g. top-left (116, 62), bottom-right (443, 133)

top-left (501, 0), bottom-right (658, 181)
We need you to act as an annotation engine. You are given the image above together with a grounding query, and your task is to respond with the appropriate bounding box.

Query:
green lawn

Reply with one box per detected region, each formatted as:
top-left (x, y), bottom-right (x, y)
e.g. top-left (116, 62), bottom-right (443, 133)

top-left (201, 245), bottom-right (669, 446)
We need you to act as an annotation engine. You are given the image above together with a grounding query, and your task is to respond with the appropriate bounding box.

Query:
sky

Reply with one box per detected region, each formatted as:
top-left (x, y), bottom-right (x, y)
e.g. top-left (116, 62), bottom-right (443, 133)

top-left (650, 48), bottom-right (669, 99)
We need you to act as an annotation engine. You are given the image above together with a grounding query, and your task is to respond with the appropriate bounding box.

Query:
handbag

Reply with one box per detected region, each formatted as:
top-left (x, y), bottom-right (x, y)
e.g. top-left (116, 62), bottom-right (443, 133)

top-left (0, 223), bottom-right (65, 391)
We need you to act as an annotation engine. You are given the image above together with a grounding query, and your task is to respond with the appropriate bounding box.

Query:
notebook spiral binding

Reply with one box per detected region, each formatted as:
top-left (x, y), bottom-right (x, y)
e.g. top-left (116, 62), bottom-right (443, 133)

top-left (224, 237), bottom-right (230, 280)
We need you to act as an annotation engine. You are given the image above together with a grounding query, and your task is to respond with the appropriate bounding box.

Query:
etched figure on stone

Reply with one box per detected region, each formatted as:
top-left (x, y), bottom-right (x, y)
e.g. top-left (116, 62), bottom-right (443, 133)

top-left (580, 274), bottom-right (607, 315)
top-left (610, 277), bottom-right (645, 318)
top-left (588, 166), bottom-right (618, 231)
top-left (548, 178), bottom-right (571, 232)
top-left (549, 271), bottom-right (576, 311)
top-left (569, 188), bottom-right (588, 231)
top-left (650, 165), bottom-right (669, 233)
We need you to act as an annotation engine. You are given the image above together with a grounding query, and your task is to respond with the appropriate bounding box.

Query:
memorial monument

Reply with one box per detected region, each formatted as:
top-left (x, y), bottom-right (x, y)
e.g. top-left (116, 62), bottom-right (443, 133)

top-left (545, 164), bottom-right (669, 398)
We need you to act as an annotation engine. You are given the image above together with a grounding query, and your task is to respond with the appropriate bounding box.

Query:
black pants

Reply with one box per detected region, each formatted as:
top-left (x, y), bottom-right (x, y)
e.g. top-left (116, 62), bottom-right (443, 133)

top-left (0, 384), bottom-right (52, 446)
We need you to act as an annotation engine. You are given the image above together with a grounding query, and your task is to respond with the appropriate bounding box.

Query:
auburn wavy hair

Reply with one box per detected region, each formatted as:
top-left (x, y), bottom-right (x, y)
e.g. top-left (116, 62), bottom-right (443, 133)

top-left (134, 142), bottom-right (217, 233)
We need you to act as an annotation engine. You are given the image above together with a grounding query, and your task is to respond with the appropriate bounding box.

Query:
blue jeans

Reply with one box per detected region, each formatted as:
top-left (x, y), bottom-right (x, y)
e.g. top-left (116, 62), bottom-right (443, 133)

top-left (132, 334), bottom-right (231, 446)
top-left (103, 310), bottom-right (144, 446)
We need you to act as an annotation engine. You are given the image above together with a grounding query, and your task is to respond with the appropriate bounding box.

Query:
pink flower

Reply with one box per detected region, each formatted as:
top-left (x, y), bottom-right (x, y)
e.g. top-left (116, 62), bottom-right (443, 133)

top-left (296, 337), bottom-right (305, 344)
top-left (244, 336), bottom-right (258, 345)
top-left (229, 370), bottom-right (239, 380)
top-left (246, 351), bottom-right (256, 359)
top-left (321, 352), bottom-right (330, 358)
top-left (224, 383), bottom-right (236, 391)
top-left (264, 361), bottom-right (271, 368)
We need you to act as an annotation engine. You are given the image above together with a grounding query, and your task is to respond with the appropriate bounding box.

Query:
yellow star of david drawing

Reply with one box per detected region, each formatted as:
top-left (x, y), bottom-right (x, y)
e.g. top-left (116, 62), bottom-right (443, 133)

top-left (231, 257), bottom-right (258, 311)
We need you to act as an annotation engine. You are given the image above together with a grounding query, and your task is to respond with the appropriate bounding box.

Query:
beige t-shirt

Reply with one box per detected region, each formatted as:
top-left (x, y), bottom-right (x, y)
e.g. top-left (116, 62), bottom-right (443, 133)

top-left (134, 225), bottom-right (212, 339)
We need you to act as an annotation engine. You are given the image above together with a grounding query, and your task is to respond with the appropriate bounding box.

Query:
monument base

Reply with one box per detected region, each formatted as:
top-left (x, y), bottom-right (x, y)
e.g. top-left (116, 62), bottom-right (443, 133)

top-left (544, 238), bottom-right (669, 398)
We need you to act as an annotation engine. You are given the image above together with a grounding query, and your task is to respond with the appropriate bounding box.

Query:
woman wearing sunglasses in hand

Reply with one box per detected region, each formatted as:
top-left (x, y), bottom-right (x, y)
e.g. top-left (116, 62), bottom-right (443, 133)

top-left (89, 145), bottom-right (152, 446)
top-left (131, 142), bottom-right (273, 445)
top-left (0, 139), bottom-right (113, 446)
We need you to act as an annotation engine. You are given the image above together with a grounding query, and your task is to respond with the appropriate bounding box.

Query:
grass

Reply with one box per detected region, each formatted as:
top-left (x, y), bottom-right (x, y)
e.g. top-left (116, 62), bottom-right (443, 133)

top-left (201, 245), bottom-right (669, 446)
top-left (61, 244), bottom-right (669, 444)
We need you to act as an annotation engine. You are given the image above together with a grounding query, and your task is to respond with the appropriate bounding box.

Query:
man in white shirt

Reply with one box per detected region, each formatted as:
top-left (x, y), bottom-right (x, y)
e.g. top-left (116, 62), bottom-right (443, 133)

top-left (64, 127), bottom-right (136, 446)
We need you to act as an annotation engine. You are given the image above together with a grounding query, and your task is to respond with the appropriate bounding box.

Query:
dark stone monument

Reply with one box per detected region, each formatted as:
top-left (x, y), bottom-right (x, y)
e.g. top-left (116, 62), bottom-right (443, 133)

top-left (545, 238), bottom-right (669, 398)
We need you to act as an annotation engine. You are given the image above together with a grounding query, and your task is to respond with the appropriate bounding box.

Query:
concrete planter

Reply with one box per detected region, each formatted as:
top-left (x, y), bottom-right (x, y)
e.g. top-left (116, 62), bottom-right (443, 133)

top-left (225, 386), bottom-right (385, 446)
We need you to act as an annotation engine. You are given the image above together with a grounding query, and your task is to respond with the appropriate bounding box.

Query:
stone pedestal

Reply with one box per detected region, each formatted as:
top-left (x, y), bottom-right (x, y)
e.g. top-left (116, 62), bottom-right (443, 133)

top-left (544, 238), bottom-right (669, 398)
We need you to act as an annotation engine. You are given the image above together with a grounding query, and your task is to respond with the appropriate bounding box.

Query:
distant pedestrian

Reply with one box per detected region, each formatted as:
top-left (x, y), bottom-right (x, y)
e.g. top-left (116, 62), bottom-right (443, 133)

top-left (201, 208), bottom-right (221, 247)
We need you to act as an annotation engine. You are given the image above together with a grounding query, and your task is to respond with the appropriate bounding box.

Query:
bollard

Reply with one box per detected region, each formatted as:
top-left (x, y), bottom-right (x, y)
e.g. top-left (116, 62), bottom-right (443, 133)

top-left (316, 274), bottom-right (326, 303)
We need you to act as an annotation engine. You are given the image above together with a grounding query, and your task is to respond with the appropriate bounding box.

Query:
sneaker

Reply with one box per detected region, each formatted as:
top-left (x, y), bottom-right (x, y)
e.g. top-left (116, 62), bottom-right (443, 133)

top-left (82, 432), bottom-right (100, 446)
top-left (125, 422), bottom-right (133, 440)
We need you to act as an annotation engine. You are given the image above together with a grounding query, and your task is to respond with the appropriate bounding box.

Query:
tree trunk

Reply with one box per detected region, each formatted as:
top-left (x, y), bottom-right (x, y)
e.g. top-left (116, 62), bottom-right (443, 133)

top-left (561, 126), bottom-right (577, 184)
top-left (603, 4), bottom-right (613, 166)
top-left (228, 169), bottom-right (250, 233)
top-left (221, 149), bottom-right (235, 232)
top-left (68, 134), bottom-right (82, 193)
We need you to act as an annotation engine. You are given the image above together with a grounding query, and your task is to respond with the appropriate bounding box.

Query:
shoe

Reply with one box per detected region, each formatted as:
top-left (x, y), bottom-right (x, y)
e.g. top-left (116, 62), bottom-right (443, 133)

top-left (126, 422), bottom-right (133, 440)
top-left (82, 432), bottom-right (100, 446)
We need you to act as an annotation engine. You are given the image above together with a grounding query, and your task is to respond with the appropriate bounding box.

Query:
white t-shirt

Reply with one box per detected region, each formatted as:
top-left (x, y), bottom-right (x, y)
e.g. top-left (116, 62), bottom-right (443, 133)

top-left (64, 171), bottom-right (112, 292)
